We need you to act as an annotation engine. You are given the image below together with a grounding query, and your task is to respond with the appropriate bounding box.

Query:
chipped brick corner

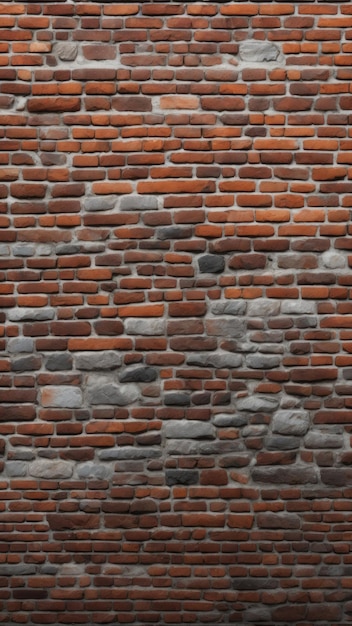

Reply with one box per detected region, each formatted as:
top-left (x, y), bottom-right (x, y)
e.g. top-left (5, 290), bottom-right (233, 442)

top-left (1, 1), bottom-right (352, 624)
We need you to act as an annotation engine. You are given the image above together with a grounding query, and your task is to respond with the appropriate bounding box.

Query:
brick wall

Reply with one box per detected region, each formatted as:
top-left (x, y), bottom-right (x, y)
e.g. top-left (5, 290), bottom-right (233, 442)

top-left (1, 1), bottom-right (352, 624)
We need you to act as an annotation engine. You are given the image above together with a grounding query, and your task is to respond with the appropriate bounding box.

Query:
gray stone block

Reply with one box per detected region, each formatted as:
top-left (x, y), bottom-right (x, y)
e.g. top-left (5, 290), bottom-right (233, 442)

top-left (252, 466), bottom-right (318, 484)
top-left (165, 441), bottom-right (200, 455)
top-left (239, 40), bottom-right (280, 63)
top-left (30, 459), bottom-right (73, 479)
top-left (212, 414), bottom-right (247, 427)
top-left (281, 300), bottom-right (315, 314)
top-left (124, 318), bottom-right (166, 336)
top-left (266, 436), bottom-right (300, 450)
top-left (0, 565), bottom-right (36, 576)
top-left (272, 410), bottom-right (310, 436)
top-left (12, 355), bottom-right (42, 371)
top-left (56, 244), bottom-right (81, 255)
top-left (157, 226), bottom-right (191, 240)
top-left (12, 244), bottom-right (35, 257)
top-left (119, 366), bottom-right (158, 383)
top-left (305, 431), bottom-right (343, 449)
top-left (7, 338), bottom-right (34, 353)
top-left (164, 393), bottom-right (191, 406)
top-left (164, 420), bottom-right (215, 439)
top-left (87, 383), bottom-right (139, 406)
top-left (247, 298), bottom-right (281, 317)
top-left (41, 386), bottom-right (82, 409)
top-left (165, 470), bottom-right (199, 486)
top-left (246, 354), bottom-right (281, 369)
top-left (120, 195), bottom-right (158, 211)
top-left (46, 353), bottom-right (73, 371)
top-left (77, 462), bottom-right (113, 480)
top-left (206, 318), bottom-right (245, 337)
top-left (187, 352), bottom-right (242, 368)
top-left (199, 440), bottom-right (246, 455)
top-left (54, 42), bottom-right (78, 61)
top-left (75, 351), bottom-right (122, 370)
top-left (99, 447), bottom-right (161, 460)
top-left (211, 301), bottom-right (247, 316)
top-left (198, 254), bottom-right (225, 273)
top-left (237, 396), bottom-right (279, 413)
top-left (8, 307), bottom-right (55, 322)
top-left (84, 195), bottom-right (116, 212)
top-left (6, 461), bottom-right (27, 477)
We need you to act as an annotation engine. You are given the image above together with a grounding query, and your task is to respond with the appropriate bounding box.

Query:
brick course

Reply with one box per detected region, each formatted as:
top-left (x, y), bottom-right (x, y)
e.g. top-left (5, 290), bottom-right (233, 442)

top-left (1, 1), bottom-right (352, 624)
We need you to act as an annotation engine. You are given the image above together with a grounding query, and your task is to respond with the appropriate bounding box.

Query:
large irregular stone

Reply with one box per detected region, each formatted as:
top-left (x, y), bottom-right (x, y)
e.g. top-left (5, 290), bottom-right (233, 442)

top-left (237, 396), bottom-right (280, 413)
top-left (124, 318), bottom-right (166, 336)
top-left (164, 420), bottom-right (215, 439)
top-left (87, 382), bottom-right (139, 405)
top-left (119, 366), bottom-right (158, 383)
top-left (239, 40), bottom-right (280, 63)
top-left (272, 410), bottom-right (310, 436)
top-left (30, 459), bottom-right (73, 479)
top-left (41, 386), bottom-right (82, 408)
top-left (198, 254), bottom-right (225, 273)
top-left (211, 301), bottom-right (247, 316)
top-left (120, 195), bottom-right (158, 211)
top-left (206, 318), bottom-right (245, 337)
top-left (75, 351), bottom-right (122, 370)
top-left (246, 354), bottom-right (281, 369)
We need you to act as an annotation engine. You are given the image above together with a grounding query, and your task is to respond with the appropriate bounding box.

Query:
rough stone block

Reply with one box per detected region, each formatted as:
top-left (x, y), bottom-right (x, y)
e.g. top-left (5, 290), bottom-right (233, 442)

top-left (41, 386), bottom-right (82, 408)
top-left (272, 410), bottom-right (310, 436)
top-left (164, 420), bottom-right (215, 439)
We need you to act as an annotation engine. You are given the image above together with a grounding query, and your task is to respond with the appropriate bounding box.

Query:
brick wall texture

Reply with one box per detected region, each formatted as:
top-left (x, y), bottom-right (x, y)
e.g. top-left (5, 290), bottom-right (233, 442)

top-left (2, 0), bottom-right (352, 624)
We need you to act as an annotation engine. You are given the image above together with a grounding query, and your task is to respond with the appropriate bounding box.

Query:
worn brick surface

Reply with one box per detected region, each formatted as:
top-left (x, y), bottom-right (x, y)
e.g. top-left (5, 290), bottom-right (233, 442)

top-left (1, 2), bottom-right (352, 624)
